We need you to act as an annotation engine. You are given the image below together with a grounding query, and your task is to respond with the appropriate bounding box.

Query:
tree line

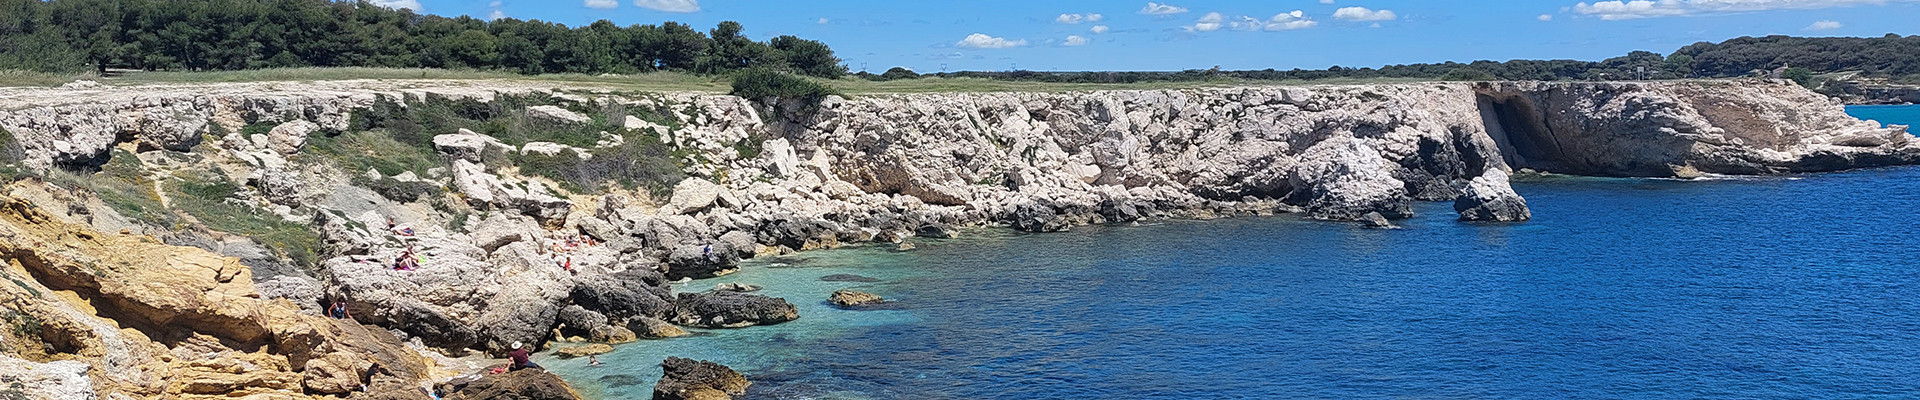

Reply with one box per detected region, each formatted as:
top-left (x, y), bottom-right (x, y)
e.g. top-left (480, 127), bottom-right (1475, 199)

top-left (0, 0), bottom-right (847, 77)
top-left (861, 35), bottom-right (1920, 85)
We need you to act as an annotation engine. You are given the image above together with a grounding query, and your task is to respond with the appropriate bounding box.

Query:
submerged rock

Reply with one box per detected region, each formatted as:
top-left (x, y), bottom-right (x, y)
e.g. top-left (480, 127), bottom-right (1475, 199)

top-left (714, 282), bottom-right (762, 292)
top-left (829, 290), bottom-right (886, 308)
top-left (670, 291), bottom-right (799, 328)
top-left (1453, 169), bottom-right (1532, 222)
top-left (1360, 212), bottom-right (1396, 229)
top-left (654, 357), bottom-right (750, 400)
top-left (554, 344), bottom-right (614, 359)
top-left (820, 274), bottom-right (882, 283)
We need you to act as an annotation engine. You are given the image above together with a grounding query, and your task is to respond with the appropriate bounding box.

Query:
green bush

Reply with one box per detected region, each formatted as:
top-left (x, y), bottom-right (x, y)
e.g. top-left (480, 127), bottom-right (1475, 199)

top-left (1441, 68), bottom-right (1496, 81)
top-left (729, 68), bottom-right (839, 101)
top-left (515, 131), bottom-right (685, 195)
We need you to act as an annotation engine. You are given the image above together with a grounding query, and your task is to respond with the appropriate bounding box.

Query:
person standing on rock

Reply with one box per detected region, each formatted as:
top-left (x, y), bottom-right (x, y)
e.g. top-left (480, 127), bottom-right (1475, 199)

top-left (509, 342), bottom-right (541, 371)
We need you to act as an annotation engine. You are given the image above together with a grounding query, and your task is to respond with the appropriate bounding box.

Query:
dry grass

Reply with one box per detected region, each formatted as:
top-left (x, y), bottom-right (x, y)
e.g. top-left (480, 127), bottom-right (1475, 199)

top-left (0, 70), bottom-right (99, 87)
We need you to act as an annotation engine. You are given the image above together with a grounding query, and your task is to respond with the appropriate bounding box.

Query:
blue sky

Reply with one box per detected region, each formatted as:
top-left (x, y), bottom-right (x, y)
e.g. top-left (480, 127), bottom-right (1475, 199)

top-left (375, 0), bottom-right (1920, 73)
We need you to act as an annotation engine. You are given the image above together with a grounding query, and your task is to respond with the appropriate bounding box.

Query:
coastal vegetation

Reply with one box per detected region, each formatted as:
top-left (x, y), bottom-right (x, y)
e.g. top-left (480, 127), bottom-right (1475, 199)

top-left (0, 0), bottom-right (845, 77)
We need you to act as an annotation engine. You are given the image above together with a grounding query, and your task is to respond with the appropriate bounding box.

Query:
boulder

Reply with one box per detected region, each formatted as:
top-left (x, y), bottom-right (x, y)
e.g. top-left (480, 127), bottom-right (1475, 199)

top-left (269, 119), bottom-right (318, 154)
top-left (554, 343), bottom-right (614, 359)
top-left (1288, 137), bottom-right (1414, 221)
top-left (653, 357), bottom-right (750, 400)
top-left (665, 178), bottom-right (724, 214)
top-left (568, 269), bottom-right (675, 321)
top-left (1453, 169), bottom-right (1532, 222)
top-left (914, 222), bottom-right (957, 239)
top-left (300, 352), bottom-right (369, 395)
top-left (625, 115), bottom-right (667, 133)
top-left (528, 105), bottom-right (592, 125)
top-left (470, 213), bottom-right (537, 254)
top-left (1009, 202), bottom-right (1068, 232)
top-left (757, 217), bottom-right (840, 251)
top-left (714, 282), bottom-right (762, 292)
top-left (628, 317), bottom-right (691, 339)
top-left (557, 305), bottom-right (610, 335)
top-left (665, 243), bottom-right (741, 281)
top-left (522, 141), bottom-right (589, 159)
top-left (670, 291), bottom-right (798, 329)
top-left (442, 368), bottom-right (582, 400)
top-left (715, 230), bottom-right (759, 259)
top-left (829, 290), bottom-right (885, 307)
top-left (1360, 212), bottom-right (1396, 229)
top-left (590, 325), bottom-right (638, 343)
top-left (434, 130), bottom-right (513, 162)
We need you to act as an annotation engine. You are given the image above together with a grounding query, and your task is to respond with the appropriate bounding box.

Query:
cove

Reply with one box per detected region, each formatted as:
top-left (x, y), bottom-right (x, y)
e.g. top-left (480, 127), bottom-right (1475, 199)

top-left (548, 106), bottom-right (1920, 399)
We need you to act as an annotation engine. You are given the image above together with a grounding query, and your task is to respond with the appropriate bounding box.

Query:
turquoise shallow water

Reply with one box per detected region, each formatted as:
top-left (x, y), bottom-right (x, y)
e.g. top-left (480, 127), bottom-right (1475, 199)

top-left (550, 106), bottom-right (1920, 399)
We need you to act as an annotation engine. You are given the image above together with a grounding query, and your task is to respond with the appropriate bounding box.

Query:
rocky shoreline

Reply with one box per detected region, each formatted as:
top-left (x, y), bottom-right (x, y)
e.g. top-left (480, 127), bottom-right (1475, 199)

top-left (0, 78), bottom-right (1913, 399)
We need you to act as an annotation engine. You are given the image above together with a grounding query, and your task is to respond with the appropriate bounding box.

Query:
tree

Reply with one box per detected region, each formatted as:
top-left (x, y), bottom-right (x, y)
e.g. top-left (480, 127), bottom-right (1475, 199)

top-left (1782, 67), bottom-right (1816, 88)
top-left (879, 67), bottom-right (919, 81)
top-left (770, 35), bottom-right (844, 78)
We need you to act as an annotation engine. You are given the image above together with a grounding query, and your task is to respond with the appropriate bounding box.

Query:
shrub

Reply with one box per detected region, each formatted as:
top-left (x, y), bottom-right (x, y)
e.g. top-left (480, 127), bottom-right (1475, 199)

top-left (1442, 68), bottom-right (1496, 82)
top-left (880, 67), bottom-right (921, 81)
top-left (729, 68), bottom-right (838, 101)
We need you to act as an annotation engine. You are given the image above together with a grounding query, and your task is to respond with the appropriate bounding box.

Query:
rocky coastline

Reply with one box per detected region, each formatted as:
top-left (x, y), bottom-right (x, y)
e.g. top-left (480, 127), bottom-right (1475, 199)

top-left (0, 78), bottom-right (1912, 399)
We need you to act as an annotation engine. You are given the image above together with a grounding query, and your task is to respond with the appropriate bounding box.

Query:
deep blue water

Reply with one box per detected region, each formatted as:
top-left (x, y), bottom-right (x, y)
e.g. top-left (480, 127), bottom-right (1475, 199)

top-left (1847, 104), bottom-right (1920, 128)
top-left (551, 106), bottom-right (1920, 399)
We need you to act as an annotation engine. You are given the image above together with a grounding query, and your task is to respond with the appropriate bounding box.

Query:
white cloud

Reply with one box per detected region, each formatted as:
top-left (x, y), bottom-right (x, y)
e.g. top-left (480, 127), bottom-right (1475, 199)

top-left (1056, 13), bottom-right (1103, 24)
top-left (585, 0), bottom-right (617, 9)
top-left (1188, 12), bottom-right (1225, 32)
top-left (1064, 35), bottom-right (1089, 46)
top-left (1572, 0), bottom-right (1917, 20)
top-left (488, 9), bottom-right (507, 20)
top-left (1320, 0), bottom-right (1335, 3)
top-left (367, 0), bottom-right (421, 11)
top-left (634, 0), bottom-right (699, 13)
top-left (1333, 7), bottom-right (1397, 21)
top-left (818, 17), bottom-right (830, 24)
top-left (1141, 2), bottom-right (1189, 15)
top-left (1538, 14), bottom-right (1555, 21)
top-left (1806, 20), bottom-right (1843, 30)
top-left (1266, 11), bottom-right (1319, 30)
top-left (1091, 25), bottom-right (1111, 34)
top-left (1191, 11), bottom-right (1318, 32)
top-left (488, 1), bottom-right (502, 7)
top-left (957, 33), bottom-right (1027, 49)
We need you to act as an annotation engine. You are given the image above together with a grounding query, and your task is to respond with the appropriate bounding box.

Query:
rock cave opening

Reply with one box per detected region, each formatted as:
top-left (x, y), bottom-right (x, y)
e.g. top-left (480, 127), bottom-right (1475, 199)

top-left (1474, 92), bottom-right (1565, 173)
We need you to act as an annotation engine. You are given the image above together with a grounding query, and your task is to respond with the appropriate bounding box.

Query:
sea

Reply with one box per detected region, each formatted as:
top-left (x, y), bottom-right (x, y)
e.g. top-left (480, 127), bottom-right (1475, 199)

top-left (548, 105), bottom-right (1920, 399)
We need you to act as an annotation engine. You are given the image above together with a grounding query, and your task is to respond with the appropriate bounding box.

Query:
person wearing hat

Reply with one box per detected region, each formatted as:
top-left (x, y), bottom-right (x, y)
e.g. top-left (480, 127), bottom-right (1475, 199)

top-left (508, 342), bottom-right (540, 371)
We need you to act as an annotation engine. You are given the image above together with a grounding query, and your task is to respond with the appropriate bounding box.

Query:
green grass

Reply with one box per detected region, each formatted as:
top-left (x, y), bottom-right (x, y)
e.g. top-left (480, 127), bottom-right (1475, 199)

top-left (41, 149), bottom-right (176, 227)
top-left (302, 129), bottom-right (442, 178)
top-left (164, 170), bottom-right (323, 270)
top-left (0, 69), bottom-right (98, 87)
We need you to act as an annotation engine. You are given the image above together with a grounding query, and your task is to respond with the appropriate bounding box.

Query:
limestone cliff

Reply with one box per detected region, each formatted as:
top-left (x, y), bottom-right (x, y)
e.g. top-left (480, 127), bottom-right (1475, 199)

top-left (0, 78), bottom-right (1910, 381)
top-left (0, 181), bottom-right (439, 400)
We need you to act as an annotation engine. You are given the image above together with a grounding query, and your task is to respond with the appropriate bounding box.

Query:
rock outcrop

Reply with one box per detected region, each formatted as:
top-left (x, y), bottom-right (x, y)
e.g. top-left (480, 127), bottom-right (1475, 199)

top-left (670, 291), bottom-right (799, 329)
top-left (653, 357), bottom-right (750, 400)
top-left (0, 192), bottom-right (435, 400)
top-left (1454, 169), bottom-right (1531, 222)
top-left (440, 369), bottom-right (583, 400)
top-left (829, 290), bottom-right (886, 308)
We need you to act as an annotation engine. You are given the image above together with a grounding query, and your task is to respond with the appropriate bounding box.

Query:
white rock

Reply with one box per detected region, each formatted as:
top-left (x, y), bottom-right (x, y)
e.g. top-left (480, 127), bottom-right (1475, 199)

top-left (528, 105), bottom-right (592, 125)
